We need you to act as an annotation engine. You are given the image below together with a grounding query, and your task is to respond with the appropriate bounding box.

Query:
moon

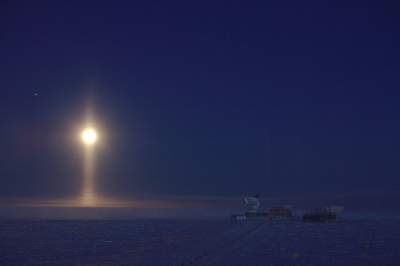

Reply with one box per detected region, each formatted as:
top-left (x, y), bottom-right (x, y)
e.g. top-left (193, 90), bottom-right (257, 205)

top-left (81, 128), bottom-right (98, 145)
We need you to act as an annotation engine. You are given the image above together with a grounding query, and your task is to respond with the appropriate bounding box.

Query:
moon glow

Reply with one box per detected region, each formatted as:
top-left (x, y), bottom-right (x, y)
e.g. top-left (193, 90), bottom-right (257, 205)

top-left (81, 128), bottom-right (98, 145)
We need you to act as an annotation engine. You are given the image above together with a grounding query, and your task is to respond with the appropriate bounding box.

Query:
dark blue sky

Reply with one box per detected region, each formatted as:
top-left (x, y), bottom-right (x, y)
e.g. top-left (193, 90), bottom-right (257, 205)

top-left (1, 0), bottom-right (400, 199)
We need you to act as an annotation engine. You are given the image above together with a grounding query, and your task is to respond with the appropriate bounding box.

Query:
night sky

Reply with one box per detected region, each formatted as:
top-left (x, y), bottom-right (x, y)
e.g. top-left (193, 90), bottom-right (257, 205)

top-left (1, 0), bottom-right (400, 200)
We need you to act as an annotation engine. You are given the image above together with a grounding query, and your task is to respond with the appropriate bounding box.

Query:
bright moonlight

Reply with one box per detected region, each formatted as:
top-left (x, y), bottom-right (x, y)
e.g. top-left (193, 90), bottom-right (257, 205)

top-left (81, 128), bottom-right (98, 145)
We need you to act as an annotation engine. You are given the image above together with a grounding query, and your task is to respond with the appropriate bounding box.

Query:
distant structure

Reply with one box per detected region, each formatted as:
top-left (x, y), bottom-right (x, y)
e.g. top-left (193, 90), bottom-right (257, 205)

top-left (243, 194), bottom-right (261, 213)
top-left (303, 206), bottom-right (344, 222)
top-left (232, 195), bottom-right (292, 220)
top-left (232, 195), bottom-right (343, 223)
top-left (268, 206), bottom-right (293, 219)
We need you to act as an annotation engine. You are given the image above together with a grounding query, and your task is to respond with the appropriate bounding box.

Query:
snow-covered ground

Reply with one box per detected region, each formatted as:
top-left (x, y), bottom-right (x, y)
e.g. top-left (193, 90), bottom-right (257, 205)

top-left (0, 218), bottom-right (399, 265)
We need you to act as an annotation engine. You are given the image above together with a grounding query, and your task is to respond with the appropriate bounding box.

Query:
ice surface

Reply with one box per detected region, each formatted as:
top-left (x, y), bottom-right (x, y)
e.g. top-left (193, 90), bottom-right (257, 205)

top-left (0, 219), bottom-right (399, 265)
